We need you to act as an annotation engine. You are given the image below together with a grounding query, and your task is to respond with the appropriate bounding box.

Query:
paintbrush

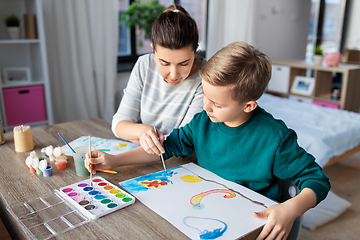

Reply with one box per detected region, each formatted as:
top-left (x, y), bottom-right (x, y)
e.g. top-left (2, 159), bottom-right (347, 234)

top-left (89, 135), bottom-right (92, 186)
top-left (97, 169), bottom-right (117, 174)
top-left (58, 132), bottom-right (76, 153)
top-left (153, 126), bottom-right (167, 175)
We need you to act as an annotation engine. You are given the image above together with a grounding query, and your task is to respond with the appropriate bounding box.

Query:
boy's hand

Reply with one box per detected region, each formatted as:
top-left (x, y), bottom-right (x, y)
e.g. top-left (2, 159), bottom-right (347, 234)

top-left (253, 202), bottom-right (297, 240)
top-left (139, 127), bottom-right (165, 155)
top-left (254, 188), bottom-right (317, 240)
top-left (85, 149), bottom-right (117, 174)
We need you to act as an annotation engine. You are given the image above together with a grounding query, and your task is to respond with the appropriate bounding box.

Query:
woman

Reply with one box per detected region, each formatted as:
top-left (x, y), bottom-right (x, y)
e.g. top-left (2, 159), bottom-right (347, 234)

top-left (112, 4), bottom-right (205, 155)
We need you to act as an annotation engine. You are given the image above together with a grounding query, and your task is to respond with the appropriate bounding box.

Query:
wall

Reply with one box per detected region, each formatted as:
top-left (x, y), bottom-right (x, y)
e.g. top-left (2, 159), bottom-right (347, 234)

top-left (344, 0), bottom-right (360, 49)
top-left (206, 0), bottom-right (311, 60)
top-left (252, 0), bottom-right (311, 60)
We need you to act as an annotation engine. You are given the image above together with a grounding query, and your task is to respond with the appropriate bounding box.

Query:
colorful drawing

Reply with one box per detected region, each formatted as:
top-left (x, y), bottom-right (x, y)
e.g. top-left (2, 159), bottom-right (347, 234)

top-left (61, 136), bottom-right (140, 156)
top-left (139, 180), bottom-right (168, 189)
top-left (120, 163), bottom-right (276, 240)
top-left (120, 167), bottom-right (180, 193)
top-left (190, 189), bottom-right (236, 209)
top-left (183, 216), bottom-right (228, 239)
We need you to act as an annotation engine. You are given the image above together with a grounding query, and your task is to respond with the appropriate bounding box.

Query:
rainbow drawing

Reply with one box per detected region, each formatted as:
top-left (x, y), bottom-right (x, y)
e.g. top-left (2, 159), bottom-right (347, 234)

top-left (190, 189), bottom-right (236, 208)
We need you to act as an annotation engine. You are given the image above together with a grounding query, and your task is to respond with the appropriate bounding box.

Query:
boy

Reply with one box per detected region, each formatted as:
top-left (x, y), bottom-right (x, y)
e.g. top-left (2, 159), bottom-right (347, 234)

top-left (86, 42), bottom-right (330, 240)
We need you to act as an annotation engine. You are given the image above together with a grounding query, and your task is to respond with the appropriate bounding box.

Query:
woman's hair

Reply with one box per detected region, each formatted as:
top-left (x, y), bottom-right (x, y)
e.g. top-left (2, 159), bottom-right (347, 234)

top-left (199, 42), bottom-right (272, 103)
top-left (151, 4), bottom-right (199, 52)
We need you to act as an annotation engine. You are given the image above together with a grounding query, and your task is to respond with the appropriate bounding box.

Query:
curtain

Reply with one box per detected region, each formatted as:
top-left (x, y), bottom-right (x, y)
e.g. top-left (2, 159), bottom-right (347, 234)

top-left (206, 0), bottom-right (255, 60)
top-left (42, 0), bottom-right (118, 124)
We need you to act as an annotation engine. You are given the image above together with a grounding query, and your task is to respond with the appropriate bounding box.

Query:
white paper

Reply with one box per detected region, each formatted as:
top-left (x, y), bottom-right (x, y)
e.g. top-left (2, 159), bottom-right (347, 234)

top-left (60, 136), bottom-right (139, 156)
top-left (120, 163), bottom-right (277, 240)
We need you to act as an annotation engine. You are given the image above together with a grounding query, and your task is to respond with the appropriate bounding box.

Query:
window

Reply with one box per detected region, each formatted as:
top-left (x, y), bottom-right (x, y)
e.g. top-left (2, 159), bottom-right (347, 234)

top-left (306, 0), bottom-right (348, 62)
top-left (118, 0), bottom-right (208, 70)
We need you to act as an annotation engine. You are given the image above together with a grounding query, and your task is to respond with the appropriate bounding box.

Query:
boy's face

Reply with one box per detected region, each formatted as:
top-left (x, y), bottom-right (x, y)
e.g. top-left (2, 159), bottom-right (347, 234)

top-left (153, 45), bottom-right (195, 86)
top-left (202, 80), bottom-right (254, 127)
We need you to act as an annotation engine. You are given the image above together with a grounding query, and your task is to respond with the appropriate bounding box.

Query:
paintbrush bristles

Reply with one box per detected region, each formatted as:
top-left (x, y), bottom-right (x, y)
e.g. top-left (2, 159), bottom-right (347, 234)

top-left (97, 169), bottom-right (117, 174)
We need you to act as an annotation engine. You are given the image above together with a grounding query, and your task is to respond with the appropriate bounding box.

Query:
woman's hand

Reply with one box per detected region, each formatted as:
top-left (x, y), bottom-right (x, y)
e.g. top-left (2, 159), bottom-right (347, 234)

top-left (115, 121), bottom-right (165, 155)
top-left (139, 126), bottom-right (165, 155)
top-left (85, 149), bottom-right (117, 174)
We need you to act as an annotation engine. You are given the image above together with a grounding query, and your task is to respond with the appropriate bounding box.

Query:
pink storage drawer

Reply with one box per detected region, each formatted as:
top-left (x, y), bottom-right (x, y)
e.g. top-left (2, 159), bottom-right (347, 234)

top-left (3, 85), bottom-right (47, 126)
top-left (312, 100), bottom-right (340, 109)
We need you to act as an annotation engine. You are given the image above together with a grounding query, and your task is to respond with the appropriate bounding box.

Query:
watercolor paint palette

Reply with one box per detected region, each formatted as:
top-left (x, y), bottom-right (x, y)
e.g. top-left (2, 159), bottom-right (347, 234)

top-left (58, 176), bottom-right (135, 219)
top-left (7, 177), bottom-right (135, 240)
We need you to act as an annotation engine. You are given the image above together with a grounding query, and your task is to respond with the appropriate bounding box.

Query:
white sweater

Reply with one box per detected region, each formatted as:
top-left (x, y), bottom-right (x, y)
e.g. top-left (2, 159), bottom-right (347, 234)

top-left (112, 53), bottom-right (205, 137)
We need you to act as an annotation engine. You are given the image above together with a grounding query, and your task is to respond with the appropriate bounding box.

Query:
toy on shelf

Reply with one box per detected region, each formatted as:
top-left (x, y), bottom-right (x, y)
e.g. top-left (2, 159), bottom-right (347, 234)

top-left (325, 52), bottom-right (341, 67)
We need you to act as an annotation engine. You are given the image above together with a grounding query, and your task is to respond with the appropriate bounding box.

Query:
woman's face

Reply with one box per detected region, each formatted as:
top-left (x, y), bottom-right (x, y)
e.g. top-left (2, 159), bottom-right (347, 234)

top-left (153, 45), bottom-right (195, 86)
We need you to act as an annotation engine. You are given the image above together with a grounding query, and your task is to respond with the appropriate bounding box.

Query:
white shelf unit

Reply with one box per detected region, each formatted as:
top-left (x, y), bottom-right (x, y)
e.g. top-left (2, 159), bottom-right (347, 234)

top-left (0, 0), bottom-right (53, 131)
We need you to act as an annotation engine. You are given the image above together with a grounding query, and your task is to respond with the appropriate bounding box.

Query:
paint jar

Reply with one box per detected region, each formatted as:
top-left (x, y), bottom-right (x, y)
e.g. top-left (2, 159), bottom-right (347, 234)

top-left (29, 165), bottom-right (36, 172)
top-left (73, 146), bottom-right (92, 176)
top-left (41, 147), bottom-right (47, 157)
top-left (36, 168), bottom-right (43, 175)
top-left (0, 119), bottom-right (5, 145)
top-left (13, 125), bottom-right (34, 152)
top-left (43, 166), bottom-right (53, 177)
top-left (56, 158), bottom-right (67, 170)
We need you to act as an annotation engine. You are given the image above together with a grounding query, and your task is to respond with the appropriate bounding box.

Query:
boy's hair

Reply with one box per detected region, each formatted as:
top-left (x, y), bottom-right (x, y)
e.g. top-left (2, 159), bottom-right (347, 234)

top-left (151, 4), bottom-right (199, 52)
top-left (199, 42), bottom-right (272, 103)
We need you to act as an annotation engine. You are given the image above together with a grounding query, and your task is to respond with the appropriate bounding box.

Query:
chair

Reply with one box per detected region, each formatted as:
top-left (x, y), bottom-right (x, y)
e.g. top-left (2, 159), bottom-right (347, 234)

top-left (279, 180), bottom-right (304, 240)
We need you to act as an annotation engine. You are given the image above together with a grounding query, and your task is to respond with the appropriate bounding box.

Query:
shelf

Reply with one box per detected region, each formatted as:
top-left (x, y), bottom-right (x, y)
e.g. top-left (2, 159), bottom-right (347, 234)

top-left (1, 81), bottom-right (44, 89)
top-left (342, 49), bottom-right (360, 64)
top-left (0, 0), bottom-right (53, 130)
top-left (313, 94), bottom-right (341, 104)
top-left (272, 60), bottom-right (360, 71)
top-left (0, 39), bottom-right (40, 44)
top-left (288, 93), bottom-right (313, 99)
top-left (270, 60), bottom-right (360, 112)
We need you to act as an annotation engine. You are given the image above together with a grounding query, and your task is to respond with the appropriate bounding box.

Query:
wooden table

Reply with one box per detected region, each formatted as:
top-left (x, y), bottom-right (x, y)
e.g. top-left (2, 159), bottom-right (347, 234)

top-left (0, 118), bottom-right (262, 240)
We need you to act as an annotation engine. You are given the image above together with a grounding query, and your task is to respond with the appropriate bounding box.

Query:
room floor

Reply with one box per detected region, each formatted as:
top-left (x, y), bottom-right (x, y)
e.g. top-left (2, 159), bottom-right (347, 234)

top-left (300, 150), bottom-right (360, 240)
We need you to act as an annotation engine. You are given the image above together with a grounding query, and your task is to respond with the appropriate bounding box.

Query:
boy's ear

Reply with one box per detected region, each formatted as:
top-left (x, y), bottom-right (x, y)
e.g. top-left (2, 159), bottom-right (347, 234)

top-left (244, 101), bottom-right (257, 113)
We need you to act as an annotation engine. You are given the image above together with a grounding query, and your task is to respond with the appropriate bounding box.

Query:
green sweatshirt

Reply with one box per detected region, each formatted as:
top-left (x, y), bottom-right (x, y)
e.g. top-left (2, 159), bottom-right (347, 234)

top-left (163, 106), bottom-right (330, 204)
